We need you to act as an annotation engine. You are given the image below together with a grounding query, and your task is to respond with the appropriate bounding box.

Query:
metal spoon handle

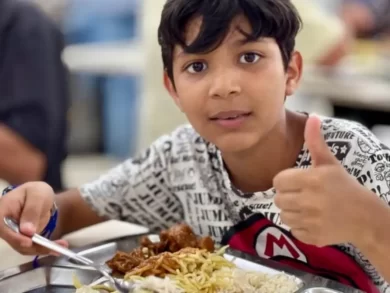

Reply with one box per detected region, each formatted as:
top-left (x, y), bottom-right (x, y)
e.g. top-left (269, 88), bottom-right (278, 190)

top-left (32, 234), bottom-right (94, 265)
top-left (3, 217), bottom-right (94, 266)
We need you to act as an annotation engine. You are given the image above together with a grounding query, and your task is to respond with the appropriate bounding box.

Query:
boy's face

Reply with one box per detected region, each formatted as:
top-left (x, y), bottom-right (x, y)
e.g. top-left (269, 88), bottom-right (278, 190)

top-left (164, 15), bottom-right (302, 153)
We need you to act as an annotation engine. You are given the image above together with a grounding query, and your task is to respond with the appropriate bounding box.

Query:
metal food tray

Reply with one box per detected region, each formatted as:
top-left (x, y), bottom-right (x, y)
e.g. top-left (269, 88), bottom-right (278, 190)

top-left (0, 234), bottom-right (364, 293)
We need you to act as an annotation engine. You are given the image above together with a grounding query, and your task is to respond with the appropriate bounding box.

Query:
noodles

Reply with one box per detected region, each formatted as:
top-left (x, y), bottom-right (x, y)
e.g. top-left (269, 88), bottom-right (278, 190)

top-left (107, 224), bottom-right (215, 276)
top-left (124, 246), bottom-right (231, 280)
top-left (123, 247), bottom-right (233, 293)
top-left (74, 246), bottom-right (299, 293)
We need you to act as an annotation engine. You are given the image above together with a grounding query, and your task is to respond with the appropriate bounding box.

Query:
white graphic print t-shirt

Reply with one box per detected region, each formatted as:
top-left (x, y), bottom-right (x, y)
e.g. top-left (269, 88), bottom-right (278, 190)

top-left (80, 116), bottom-right (390, 293)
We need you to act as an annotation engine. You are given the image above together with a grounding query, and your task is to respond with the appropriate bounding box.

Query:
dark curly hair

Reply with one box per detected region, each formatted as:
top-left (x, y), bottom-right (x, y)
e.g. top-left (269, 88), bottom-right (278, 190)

top-left (158, 0), bottom-right (302, 84)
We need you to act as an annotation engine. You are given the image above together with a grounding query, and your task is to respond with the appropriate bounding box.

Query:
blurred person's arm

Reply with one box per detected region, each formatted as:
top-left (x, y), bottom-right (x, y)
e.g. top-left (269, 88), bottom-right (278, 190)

top-left (0, 125), bottom-right (45, 184)
top-left (292, 0), bottom-right (351, 67)
top-left (341, 0), bottom-right (376, 36)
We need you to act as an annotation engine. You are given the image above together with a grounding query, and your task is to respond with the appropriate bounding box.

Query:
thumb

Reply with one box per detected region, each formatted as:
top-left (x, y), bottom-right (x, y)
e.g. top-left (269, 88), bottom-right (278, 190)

top-left (304, 115), bottom-right (338, 166)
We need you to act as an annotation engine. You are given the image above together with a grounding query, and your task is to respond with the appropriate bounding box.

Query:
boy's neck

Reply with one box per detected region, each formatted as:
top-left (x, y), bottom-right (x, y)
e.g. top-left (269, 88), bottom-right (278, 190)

top-left (222, 110), bottom-right (307, 193)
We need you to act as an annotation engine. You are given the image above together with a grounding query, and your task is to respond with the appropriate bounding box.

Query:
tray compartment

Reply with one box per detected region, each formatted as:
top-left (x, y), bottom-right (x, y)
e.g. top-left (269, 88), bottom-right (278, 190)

top-left (0, 267), bottom-right (100, 293)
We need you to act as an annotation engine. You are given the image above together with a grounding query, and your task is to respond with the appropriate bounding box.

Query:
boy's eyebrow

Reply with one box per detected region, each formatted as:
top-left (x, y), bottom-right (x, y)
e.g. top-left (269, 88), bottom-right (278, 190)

top-left (175, 37), bottom-right (268, 59)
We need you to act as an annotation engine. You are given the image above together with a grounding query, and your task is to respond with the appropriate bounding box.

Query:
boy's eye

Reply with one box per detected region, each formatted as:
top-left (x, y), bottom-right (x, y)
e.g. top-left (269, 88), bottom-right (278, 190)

top-left (239, 53), bottom-right (260, 64)
top-left (186, 62), bottom-right (207, 73)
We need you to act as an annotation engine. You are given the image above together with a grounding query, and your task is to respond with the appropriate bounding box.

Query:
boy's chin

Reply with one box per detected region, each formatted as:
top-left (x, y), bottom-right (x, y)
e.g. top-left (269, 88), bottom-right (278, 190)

top-left (212, 133), bottom-right (261, 154)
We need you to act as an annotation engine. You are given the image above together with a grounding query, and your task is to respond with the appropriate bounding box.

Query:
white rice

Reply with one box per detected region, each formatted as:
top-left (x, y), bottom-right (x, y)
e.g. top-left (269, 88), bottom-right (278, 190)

top-left (76, 268), bottom-right (299, 293)
top-left (130, 268), bottom-right (298, 293)
top-left (218, 268), bottom-right (299, 293)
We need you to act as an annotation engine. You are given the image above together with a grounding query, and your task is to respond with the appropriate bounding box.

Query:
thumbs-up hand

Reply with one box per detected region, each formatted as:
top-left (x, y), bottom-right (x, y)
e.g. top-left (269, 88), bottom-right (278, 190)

top-left (274, 115), bottom-right (375, 247)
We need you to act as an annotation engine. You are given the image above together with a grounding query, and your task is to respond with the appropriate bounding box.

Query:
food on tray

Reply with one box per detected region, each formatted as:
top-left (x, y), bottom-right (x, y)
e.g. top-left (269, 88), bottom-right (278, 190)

top-left (107, 224), bottom-right (215, 276)
top-left (74, 224), bottom-right (299, 293)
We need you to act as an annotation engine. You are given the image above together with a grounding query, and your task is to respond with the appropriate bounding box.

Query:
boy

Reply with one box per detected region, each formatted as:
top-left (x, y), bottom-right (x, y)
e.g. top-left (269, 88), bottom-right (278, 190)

top-left (1, 0), bottom-right (390, 292)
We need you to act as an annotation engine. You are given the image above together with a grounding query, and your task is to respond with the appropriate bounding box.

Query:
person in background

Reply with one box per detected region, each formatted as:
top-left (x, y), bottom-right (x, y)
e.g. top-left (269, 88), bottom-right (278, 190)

top-left (341, 0), bottom-right (390, 39)
top-left (293, 0), bottom-right (352, 67)
top-left (296, 0), bottom-right (390, 67)
top-left (30, 0), bottom-right (68, 25)
top-left (333, 0), bottom-right (390, 132)
top-left (0, 0), bottom-right (69, 191)
top-left (286, 0), bottom-right (348, 116)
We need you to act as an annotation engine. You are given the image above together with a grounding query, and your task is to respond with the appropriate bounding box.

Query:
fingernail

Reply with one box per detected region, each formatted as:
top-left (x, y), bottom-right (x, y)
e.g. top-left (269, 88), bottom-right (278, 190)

top-left (49, 251), bottom-right (60, 257)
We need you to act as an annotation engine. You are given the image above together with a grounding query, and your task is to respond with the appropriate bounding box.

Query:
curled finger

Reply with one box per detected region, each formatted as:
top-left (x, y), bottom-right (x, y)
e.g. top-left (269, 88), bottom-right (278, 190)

top-left (274, 192), bottom-right (302, 212)
top-left (280, 211), bottom-right (302, 228)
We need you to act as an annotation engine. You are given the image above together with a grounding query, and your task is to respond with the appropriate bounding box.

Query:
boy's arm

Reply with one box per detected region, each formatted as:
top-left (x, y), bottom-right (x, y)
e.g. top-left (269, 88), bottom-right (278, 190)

top-left (54, 136), bottom-right (184, 239)
top-left (52, 189), bottom-right (106, 239)
top-left (353, 149), bottom-right (390, 283)
top-left (66, 134), bottom-right (184, 234)
top-left (354, 193), bottom-right (390, 283)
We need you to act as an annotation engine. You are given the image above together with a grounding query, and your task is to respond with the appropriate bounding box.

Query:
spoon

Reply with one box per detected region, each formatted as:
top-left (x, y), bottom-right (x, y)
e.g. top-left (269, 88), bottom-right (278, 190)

top-left (3, 217), bottom-right (135, 293)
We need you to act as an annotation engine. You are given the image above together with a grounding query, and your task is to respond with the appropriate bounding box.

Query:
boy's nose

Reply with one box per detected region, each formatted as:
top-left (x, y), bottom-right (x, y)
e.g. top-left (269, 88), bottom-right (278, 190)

top-left (208, 70), bottom-right (241, 99)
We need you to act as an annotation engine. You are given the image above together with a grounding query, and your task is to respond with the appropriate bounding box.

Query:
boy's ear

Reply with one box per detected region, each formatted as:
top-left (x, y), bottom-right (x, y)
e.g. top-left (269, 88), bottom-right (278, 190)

top-left (163, 71), bottom-right (183, 112)
top-left (285, 51), bottom-right (303, 96)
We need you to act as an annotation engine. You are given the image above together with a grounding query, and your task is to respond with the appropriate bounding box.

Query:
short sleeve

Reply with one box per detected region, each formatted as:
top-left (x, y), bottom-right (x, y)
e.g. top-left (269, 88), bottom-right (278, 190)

top-left (79, 134), bottom-right (185, 232)
top-left (357, 148), bottom-right (390, 206)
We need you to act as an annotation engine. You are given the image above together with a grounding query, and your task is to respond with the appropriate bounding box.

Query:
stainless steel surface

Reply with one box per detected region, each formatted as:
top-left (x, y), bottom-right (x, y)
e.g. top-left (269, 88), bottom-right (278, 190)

top-left (67, 236), bottom-right (364, 293)
top-left (301, 289), bottom-right (343, 293)
top-left (0, 267), bottom-right (100, 293)
top-left (3, 217), bottom-right (135, 293)
top-left (0, 234), bottom-right (365, 293)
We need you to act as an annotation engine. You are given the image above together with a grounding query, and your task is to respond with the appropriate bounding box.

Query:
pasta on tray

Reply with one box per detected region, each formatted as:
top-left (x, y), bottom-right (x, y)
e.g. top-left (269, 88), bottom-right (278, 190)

top-left (74, 224), bottom-right (299, 293)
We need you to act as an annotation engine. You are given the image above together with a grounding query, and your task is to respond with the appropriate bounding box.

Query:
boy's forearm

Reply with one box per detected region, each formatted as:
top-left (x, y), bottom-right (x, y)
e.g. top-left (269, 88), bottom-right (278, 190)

top-left (52, 189), bottom-right (106, 240)
top-left (355, 197), bottom-right (390, 283)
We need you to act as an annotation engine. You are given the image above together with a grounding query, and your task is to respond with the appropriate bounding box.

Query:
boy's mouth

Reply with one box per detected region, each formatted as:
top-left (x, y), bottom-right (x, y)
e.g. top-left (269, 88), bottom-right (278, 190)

top-left (209, 111), bottom-right (252, 121)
